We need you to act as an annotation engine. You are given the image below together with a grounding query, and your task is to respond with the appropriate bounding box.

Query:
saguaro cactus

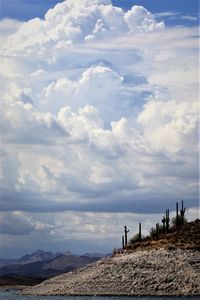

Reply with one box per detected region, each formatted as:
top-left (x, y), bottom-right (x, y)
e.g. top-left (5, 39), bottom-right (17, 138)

top-left (162, 216), bottom-right (166, 234)
top-left (124, 225), bottom-right (129, 246)
top-left (180, 200), bottom-right (186, 225)
top-left (166, 209), bottom-right (170, 233)
top-left (138, 222), bottom-right (142, 241)
top-left (176, 202), bottom-right (179, 230)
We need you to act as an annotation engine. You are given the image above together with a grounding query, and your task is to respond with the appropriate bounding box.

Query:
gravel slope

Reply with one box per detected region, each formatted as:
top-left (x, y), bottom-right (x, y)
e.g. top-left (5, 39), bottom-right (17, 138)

top-left (22, 249), bottom-right (200, 296)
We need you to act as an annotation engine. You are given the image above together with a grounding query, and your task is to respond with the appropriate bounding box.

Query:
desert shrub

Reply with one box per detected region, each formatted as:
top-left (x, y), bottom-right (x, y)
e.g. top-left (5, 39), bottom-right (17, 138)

top-left (129, 233), bottom-right (145, 244)
top-left (149, 224), bottom-right (164, 239)
top-left (170, 215), bottom-right (187, 231)
top-left (129, 233), bottom-right (140, 244)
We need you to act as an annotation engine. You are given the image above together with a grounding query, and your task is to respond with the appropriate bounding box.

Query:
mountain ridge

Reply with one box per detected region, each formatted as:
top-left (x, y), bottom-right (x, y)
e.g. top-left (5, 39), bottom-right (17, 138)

top-left (0, 250), bottom-right (108, 280)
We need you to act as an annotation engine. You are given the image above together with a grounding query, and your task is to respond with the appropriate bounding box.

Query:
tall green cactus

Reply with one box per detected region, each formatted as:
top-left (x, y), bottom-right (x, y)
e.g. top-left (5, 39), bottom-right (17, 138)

top-left (180, 200), bottom-right (186, 225)
top-left (124, 225), bottom-right (129, 246)
top-left (162, 216), bottom-right (166, 234)
top-left (176, 202), bottom-right (179, 230)
top-left (166, 209), bottom-right (170, 233)
top-left (138, 222), bottom-right (142, 241)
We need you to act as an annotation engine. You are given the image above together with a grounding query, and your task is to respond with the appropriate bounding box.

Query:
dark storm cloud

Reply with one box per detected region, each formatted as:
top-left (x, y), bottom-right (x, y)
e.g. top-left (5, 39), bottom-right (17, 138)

top-left (0, 187), bottom-right (198, 214)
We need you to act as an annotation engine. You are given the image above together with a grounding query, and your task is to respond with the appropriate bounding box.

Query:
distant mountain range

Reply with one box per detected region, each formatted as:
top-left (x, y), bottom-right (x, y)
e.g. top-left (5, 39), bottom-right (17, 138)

top-left (0, 250), bottom-right (108, 279)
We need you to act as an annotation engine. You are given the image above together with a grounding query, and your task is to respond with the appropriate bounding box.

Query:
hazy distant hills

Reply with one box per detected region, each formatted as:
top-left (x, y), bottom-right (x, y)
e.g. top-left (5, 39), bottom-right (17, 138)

top-left (0, 258), bottom-right (18, 268)
top-left (0, 250), bottom-right (107, 279)
top-left (0, 250), bottom-right (59, 268)
top-left (17, 249), bottom-right (60, 265)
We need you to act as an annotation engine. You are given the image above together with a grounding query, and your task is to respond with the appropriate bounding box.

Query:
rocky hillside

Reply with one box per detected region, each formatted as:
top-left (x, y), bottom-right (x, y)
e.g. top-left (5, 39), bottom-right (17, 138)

top-left (22, 248), bottom-right (200, 296)
top-left (124, 219), bottom-right (200, 252)
top-left (21, 219), bottom-right (200, 296)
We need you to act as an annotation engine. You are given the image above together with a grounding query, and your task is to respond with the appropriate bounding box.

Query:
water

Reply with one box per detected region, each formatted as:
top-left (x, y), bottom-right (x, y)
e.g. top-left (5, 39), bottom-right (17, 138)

top-left (0, 290), bottom-right (199, 300)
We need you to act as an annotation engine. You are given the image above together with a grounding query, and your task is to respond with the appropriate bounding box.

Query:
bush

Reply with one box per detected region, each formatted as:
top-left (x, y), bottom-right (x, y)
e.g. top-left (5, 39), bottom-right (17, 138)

top-left (170, 215), bottom-right (187, 231)
top-left (149, 224), bottom-right (164, 239)
top-left (129, 233), bottom-right (145, 244)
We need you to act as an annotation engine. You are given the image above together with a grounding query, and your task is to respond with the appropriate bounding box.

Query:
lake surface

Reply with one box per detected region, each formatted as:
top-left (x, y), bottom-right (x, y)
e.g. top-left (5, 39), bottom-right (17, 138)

top-left (0, 290), bottom-right (199, 300)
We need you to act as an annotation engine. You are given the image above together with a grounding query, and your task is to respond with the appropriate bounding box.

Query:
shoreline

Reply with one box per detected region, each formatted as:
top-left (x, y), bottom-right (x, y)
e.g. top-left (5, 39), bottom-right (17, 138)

top-left (1, 288), bottom-right (200, 298)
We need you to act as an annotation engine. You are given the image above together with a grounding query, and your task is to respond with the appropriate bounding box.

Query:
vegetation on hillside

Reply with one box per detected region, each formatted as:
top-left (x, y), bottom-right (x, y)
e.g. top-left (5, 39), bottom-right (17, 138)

top-left (117, 200), bottom-right (199, 253)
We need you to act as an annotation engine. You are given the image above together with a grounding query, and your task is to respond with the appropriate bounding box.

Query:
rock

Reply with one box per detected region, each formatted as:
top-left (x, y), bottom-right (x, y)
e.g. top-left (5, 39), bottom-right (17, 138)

top-left (21, 249), bottom-right (200, 296)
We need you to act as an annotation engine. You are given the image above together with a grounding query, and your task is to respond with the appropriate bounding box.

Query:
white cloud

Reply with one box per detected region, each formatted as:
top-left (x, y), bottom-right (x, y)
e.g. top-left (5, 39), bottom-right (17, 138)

top-left (155, 11), bottom-right (198, 22)
top-left (30, 69), bottom-right (47, 78)
top-left (124, 6), bottom-right (164, 32)
top-left (138, 100), bottom-right (198, 152)
top-left (1, 100), bottom-right (67, 145)
top-left (180, 15), bottom-right (198, 21)
top-left (0, 18), bottom-right (23, 44)
top-left (1, 1), bottom-right (164, 58)
top-left (154, 12), bottom-right (180, 18)
top-left (41, 65), bottom-right (127, 123)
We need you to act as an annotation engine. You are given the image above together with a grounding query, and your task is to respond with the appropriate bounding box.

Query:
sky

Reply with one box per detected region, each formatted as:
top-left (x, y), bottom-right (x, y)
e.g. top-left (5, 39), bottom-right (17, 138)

top-left (0, 0), bottom-right (199, 258)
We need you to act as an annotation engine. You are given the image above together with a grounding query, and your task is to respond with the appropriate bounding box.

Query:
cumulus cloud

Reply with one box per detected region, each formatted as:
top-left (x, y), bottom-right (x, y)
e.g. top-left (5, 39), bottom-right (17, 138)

top-left (1, 100), bottom-right (68, 144)
top-left (138, 100), bottom-right (198, 152)
top-left (1, 0), bottom-right (164, 58)
top-left (0, 0), bottom-right (199, 255)
top-left (41, 65), bottom-right (130, 123)
top-left (124, 6), bottom-right (164, 32)
top-left (0, 18), bottom-right (23, 44)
